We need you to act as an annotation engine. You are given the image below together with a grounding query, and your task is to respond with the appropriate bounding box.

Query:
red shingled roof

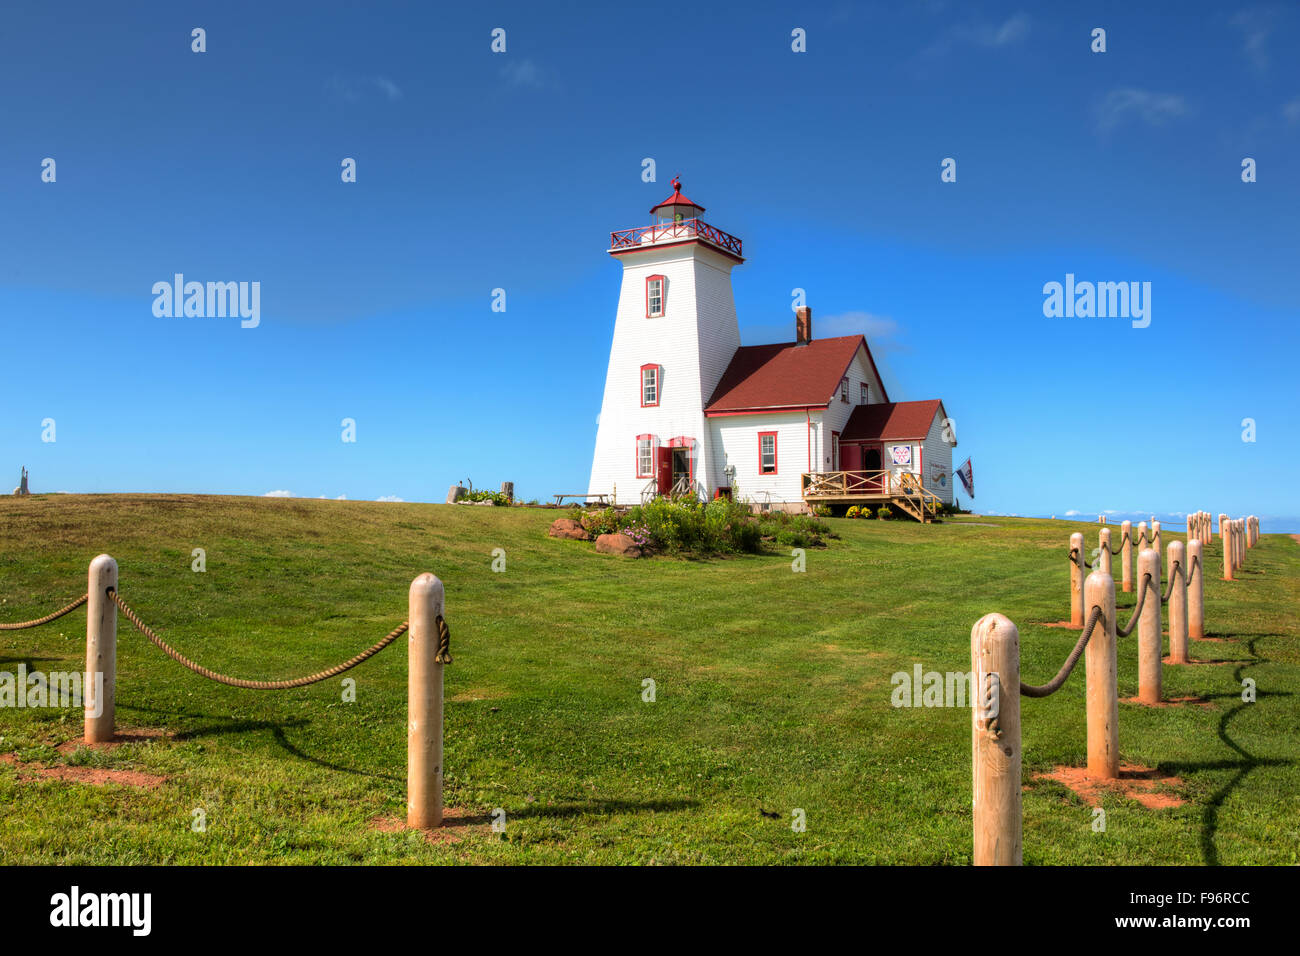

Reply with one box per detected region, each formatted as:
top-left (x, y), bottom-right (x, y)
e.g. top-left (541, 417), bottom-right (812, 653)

top-left (650, 178), bottom-right (705, 214)
top-left (840, 400), bottom-right (946, 442)
top-left (705, 335), bottom-right (885, 414)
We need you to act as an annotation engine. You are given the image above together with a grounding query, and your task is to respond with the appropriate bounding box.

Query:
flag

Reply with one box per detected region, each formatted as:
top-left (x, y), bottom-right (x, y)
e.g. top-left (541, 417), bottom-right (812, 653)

top-left (956, 458), bottom-right (974, 498)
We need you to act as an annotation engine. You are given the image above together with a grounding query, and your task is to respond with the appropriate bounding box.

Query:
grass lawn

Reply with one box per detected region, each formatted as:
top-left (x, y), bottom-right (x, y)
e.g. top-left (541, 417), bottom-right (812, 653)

top-left (1, 494), bottom-right (1296, 864)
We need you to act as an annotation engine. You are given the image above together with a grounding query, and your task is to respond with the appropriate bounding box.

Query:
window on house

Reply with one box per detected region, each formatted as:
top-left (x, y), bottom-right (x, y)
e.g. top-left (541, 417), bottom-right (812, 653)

top-left (636, 435), bottom-right (654, 477)
top-left (860, 383), bottom-right (869, 404)
top-left (641, 365), bottom-right (659, 406)
top-left (646, 276), bottom-right (665, 318)
top-left (840, 377), bottom-right (849, 402)
top-left (759, 432), bottom-right (778, 475)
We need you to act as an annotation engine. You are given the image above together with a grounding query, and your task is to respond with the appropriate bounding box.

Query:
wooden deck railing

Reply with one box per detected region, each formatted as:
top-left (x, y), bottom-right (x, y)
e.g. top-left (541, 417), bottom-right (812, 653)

top-left (801, 470), bottom-right (893, 497)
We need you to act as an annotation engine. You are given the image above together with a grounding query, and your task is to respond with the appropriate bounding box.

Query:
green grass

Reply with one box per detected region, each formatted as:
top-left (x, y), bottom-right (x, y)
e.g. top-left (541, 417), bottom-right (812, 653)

top-left (1, 494), bottom-right (1296, 864)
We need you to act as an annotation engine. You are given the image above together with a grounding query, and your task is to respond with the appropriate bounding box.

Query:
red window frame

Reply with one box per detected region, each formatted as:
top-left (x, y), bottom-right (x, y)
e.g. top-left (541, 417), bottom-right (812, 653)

top-left (840, 377), bottom-right (849, 403)
top-left (640, 364), bottom-right (660, 407)
top-left (646, 275), bottom-right (666, 318)
top-left (758, 431), bottom-right (778, 475)
top-left (635, 434), bottom-right (656, 478)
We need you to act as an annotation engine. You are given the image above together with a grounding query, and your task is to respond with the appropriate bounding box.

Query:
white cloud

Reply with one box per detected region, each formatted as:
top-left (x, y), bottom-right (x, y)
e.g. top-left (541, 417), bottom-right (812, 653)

top-left (376, 495), bottom-right (405, 502)
top-left (263, 490), bottom-right (293, 498)
top-left (1094, 88), bottom-right (1190, 133)
top-left (1231, 7), bottom-right (1278, 73)
top-left (500, 59), bottom-right (545, 88)
top-left (1065, 509), bottom-right (1081, 516)
top-left (327, 75), bottom-right (403, 103)
top-left (923, 13), bottom-right (1030, 57)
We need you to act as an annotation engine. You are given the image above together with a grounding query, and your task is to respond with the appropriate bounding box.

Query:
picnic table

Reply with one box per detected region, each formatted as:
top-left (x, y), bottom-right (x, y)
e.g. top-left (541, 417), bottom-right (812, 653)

top-left (552, 493), bottom-right (611, 507)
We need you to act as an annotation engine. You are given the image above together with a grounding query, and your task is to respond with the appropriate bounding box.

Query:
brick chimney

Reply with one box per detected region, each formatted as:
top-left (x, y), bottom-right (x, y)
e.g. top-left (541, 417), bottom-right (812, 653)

top-left (795, 306), bottom-right (812, 346)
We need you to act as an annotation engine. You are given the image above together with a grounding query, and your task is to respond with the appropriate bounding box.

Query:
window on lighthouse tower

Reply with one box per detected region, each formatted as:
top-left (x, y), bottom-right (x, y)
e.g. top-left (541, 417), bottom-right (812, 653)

top-left (641, 364), bottom-right (660, 407)
top-left (646, 276), bottom-right (665, 318)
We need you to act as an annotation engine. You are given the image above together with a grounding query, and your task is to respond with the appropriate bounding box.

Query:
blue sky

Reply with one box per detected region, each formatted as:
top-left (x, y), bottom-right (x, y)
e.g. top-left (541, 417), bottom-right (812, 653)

top-left (2, 1), bottom-right (1297, 528)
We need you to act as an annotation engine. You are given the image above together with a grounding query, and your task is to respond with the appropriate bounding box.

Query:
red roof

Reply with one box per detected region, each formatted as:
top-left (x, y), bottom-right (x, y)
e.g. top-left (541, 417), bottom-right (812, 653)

top-left (705, 335), bottom-right (884, 414)
top-left (840, 400), bottom-right (946, 442)
top-left (650, 177), bottom-right (704, 214)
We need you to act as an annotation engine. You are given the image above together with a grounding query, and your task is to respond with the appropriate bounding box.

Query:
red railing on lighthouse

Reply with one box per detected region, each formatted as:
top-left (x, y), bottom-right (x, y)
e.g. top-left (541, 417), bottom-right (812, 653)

top-left (609, 217), bottom-right (743, 259)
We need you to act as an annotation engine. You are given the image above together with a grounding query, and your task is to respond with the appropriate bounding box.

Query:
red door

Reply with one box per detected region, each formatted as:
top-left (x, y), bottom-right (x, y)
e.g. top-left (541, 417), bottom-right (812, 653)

top-left (841, 443), bottom-right (862, 472)
top-left (656, 447), bottom-right (673, 495)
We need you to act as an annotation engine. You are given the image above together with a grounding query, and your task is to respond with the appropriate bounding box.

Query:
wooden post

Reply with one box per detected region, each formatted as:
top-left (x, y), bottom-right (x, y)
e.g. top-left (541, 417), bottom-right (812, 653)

top-left (1167, 541), bottom-right (1189, 665)
top-left (1236, 519), bottom-right (1245, 566)
top-left (1121, 520), bottom-right (1133, 592)
top-left (1098, 528), bottom-right (1112, 577)
top-left (1218, 513), bottom-right (1227, 544)
top-left (84, 554), bottom-right (117, 744)
top-left (971, 613), bottom-right (1021, 866)
top-left (1188, 538), bottom-right (1204, 640)
top-left (1069, 532), bottom-right (1084, 627)
top-left (1137, 549), bottom-right (1162, 705)
top-left (1085, 570), bottom-right (1119, 780)
top-left (1224, 520), bottom-right (1236, 580)
top-left (407, 572), bottom-right (445, 829)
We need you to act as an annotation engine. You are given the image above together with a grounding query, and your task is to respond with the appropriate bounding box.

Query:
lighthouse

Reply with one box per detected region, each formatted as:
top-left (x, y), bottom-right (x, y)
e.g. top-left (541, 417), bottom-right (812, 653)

top-left (587, 180), bottom-right (958, 514)
top-left (587, 179), bottom-right (744, 501)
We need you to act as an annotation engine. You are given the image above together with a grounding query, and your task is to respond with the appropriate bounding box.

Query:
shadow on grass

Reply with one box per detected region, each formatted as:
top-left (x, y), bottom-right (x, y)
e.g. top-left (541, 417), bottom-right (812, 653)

top-left (444, 797), bottom-right (700, 827)
top-left (126, 703), bottom-right (401, 782)
top-left (1157, 637), bottom-right (1293, 865)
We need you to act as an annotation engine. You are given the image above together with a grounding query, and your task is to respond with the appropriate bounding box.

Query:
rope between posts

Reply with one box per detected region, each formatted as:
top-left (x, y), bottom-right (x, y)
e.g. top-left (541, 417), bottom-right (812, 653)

top-left (1107, 532), bottom-right (1129, 555)
top-left (0, 594), bottom-right (89, 630)
top-left (1118, 574), bottom-right (1151, 637)
top-left (109, 589), bottom-right (449, 690)
top-left (1021, 605), bottom-right (1103, 698)
top-left (1070, 547), bottom-right (1093, 570)
top-left (1162, 561), bottom-right (1182, 603)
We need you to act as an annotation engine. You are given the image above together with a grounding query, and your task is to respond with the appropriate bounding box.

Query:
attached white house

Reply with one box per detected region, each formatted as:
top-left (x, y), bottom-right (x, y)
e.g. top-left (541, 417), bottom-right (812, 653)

top-left (587, 180), bottom-right (956, 518)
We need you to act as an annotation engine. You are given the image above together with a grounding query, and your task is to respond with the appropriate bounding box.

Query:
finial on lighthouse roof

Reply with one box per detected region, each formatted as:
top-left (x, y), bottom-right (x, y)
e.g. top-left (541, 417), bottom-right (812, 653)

top-left (650, 177), bottom-right (704, 216)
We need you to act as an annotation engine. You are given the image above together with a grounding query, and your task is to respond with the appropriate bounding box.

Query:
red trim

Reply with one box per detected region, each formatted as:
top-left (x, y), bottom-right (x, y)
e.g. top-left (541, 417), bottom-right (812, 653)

top-left (758, 431), bottom-right (778, 475)
top-left (705, 404), bottom-right (826, 418)
top-left (645, 275), bottom-right (665, 318)
top-left (611, 218), bottom-right (742, 259)
top-left (609, 238), bottom-right (744, 265)
top-left (635, 434), bottom-right (656, 478)
top-left (639, 363), bottom-right (660, 407)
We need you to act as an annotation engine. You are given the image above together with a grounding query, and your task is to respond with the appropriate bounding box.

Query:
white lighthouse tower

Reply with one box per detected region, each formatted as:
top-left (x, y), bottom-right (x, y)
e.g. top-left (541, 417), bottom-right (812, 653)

top-left (588, 179), bottom-right (744, 502)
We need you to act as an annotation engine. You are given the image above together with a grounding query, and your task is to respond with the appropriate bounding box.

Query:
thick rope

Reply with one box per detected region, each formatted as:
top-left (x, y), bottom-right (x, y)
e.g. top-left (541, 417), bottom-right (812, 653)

top-left (0, 594), bottom-right (88, 630)
top-left (1117, 574), bottom-right (1151, 637)
top-left (109, 590), bottom-right (427, 690)
top-left (1021, 605), bottom-right (1102, 698)
top-left (1070, 547), bottom-right (1093, 570)
top-left (1108, 532), bottom-right (1129, 555)
top-left (1161, 560), bottom-right (1182, 604)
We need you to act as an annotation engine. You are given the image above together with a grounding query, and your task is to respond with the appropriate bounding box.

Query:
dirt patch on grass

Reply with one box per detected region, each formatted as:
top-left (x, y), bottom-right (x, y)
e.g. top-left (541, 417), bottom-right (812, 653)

top-left (369, 806), bottom-right (486, 845)
top-left (1120, 695), bottom-right (1213, 708)
top-left (1162, 656), bottom-right (1234, 666)
top-left (0, 753), bottom-right (167, 788)
top-left (1037, 620), bottom-right (1082, 629)
top-left (1192, 636), bottom-right (1237, 643)
top-left (56, 727), bottom-right (173, 755)
top-left (1033, 763), bottom-right (1186, 809)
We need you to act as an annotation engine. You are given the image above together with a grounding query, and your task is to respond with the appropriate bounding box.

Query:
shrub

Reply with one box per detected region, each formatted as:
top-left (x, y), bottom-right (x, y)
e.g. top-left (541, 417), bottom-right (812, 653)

top-left (580, 507), bottom-right (623, 537)
top-left (811, 504), bottom-right (832, 518)
top-left (463, 489), bottom-right (509, 506)
top-left (877, 505), bottom-right (893, 520)
top-left (845, 505), bottom-right (861, 519)
top-left (859, 507), bottom-right (874, 520)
